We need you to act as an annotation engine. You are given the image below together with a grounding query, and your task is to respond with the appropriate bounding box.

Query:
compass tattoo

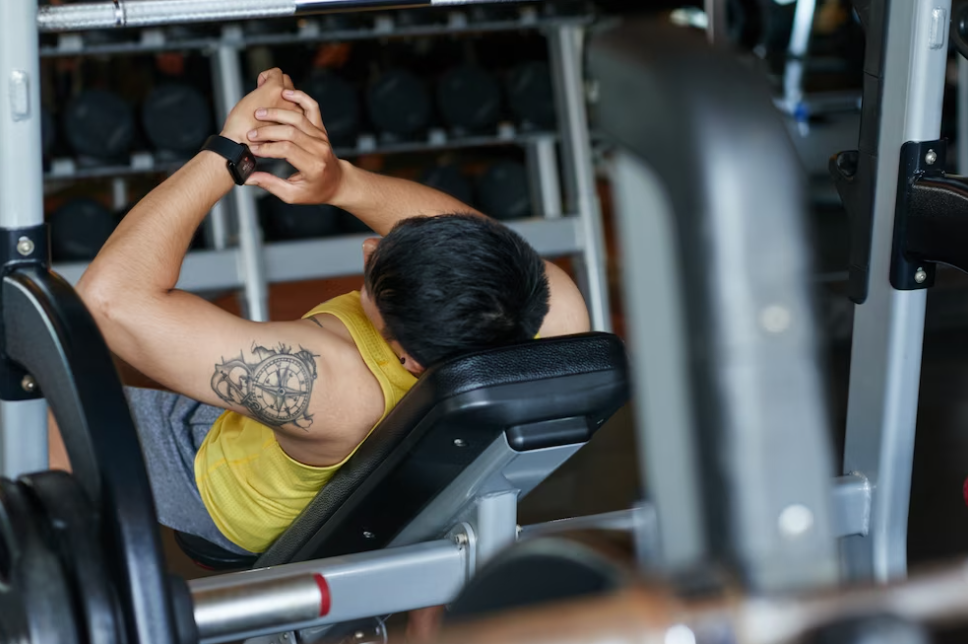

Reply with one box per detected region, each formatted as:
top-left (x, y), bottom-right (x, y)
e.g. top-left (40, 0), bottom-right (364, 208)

top-left (211, 343), bottom-right (319, 431)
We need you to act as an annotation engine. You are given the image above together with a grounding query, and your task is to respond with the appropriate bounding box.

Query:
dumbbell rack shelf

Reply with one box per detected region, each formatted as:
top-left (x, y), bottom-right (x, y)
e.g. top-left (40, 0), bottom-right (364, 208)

top-left (53, 216), bottom-right (583, 293)
top-left (44, 128), bottom-right (559, 182)
top-left (40, 9), bottom-right (592, 57)
top-left (38, 6), bottom-right (612, 334)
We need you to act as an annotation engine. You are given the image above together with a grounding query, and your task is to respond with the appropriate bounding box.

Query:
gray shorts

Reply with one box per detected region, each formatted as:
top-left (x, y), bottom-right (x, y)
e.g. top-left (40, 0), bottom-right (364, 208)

top-left (126, 387), bottom-right (255, 555)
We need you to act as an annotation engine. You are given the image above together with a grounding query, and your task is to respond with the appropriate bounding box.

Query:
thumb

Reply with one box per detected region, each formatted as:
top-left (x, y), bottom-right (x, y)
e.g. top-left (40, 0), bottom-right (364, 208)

top-left (246, 172), bottom-right (300, 203)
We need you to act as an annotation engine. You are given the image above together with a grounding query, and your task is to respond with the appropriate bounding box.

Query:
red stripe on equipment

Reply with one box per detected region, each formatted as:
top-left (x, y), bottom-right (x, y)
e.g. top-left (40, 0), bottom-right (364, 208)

top-left (314, 573), bottom-right (331, 617)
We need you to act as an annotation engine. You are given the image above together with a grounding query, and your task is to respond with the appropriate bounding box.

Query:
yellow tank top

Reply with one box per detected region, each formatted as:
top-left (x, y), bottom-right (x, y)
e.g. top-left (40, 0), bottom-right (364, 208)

top-left (194, 292), bottom-right (418, 553)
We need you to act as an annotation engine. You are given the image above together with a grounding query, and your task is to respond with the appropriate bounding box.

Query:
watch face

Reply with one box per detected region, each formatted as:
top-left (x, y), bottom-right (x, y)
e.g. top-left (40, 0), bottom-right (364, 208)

top-left (236, 152), bottom-right (256, 179)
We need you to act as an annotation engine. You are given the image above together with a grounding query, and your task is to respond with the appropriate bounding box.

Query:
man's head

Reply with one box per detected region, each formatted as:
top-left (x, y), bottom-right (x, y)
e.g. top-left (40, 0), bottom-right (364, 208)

top-left (360, 215), bottom-right (550, 374)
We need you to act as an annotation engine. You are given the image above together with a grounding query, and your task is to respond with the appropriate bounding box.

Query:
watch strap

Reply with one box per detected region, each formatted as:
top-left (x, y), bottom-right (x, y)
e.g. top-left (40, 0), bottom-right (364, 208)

top-left (202, 135), bottom-right (246, 165)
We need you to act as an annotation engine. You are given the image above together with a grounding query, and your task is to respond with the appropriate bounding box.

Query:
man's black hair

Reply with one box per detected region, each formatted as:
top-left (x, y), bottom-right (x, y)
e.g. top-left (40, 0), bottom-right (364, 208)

top-left (364, 214), bottom-right (550, 367)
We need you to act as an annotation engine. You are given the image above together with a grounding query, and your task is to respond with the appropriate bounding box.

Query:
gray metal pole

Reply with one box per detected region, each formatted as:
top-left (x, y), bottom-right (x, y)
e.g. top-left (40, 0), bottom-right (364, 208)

top-left (0, 0), bottom-right (50, 477)
top-left (548, 25), bottom-right (612, 332)
top-left (781, 0), bottom-right (817, 114)
top-left (610, 151), bottom-right (707, 572)
top-left (211, 31), bottom-right (269, 322)
top-left (37, 0), bottom-right (537, 32)
top-left (840, 0), bottom-right (949, 582)
top-left (190, 539), bottom-right (466, 644)
top-left (959, 56), bottom-right (968, 174)
top-left (526, 135), bottom-right (563, 219)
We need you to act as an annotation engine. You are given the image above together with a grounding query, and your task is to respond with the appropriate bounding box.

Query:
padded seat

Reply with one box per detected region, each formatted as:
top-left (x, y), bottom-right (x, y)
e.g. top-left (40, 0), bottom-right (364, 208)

top-left (176, 333), bottom-right (629, 571)
top-left (173, 530), bottom-right (257, 570)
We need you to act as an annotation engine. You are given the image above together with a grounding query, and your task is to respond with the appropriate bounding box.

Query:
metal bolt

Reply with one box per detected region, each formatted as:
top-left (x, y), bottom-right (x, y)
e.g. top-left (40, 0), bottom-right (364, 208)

top-left (915, 267), bottom-right (928, 284)
top-left (355, 632), bottom-right (366, 640)
top-left (16, 237), bottom-right (34, 256)
top-left (926, 149), bottom-right (938, 165)
top-left (665, 624), bottom-right (697, 644)
top-left (760, 305), bottom-right (791, 334)
top-left (282, 634), bottom-right (289, 641)
top-left (21, 375), bottom-right (36, 393)
top-left (453, 532), bottom-right (468, 546)
top-left (453, 438), bottom-right (466, 447)
top-left (778, 504), bottom-right (815, 538)
top-left (363, 531), bottom-right (375, 539)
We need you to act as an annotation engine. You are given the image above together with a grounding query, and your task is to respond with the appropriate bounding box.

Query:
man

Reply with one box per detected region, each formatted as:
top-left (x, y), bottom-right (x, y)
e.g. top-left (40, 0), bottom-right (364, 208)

top-left (50, 69), bottom-right (590, 560)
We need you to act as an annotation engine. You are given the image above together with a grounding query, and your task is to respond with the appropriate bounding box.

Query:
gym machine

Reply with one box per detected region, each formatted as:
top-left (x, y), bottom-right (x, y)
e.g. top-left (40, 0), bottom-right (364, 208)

top-left (2, 7), bottom-right (624, 644)
top-left (431, 0), bottom-right (968, 641)
top-left (6, 2), bottom-right (968, 644)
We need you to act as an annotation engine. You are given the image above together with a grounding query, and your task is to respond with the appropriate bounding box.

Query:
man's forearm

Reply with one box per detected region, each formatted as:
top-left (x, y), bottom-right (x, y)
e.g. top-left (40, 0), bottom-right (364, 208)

top-left (330, 161), bottom-right (483, 237)
top-left (77, 151), bottom-right (233, 298)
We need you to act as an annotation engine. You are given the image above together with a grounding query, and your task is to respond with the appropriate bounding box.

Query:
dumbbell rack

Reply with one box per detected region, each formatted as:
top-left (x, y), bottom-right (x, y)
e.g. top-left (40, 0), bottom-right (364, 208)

top-left (37, 8), bottom-right (612, 330)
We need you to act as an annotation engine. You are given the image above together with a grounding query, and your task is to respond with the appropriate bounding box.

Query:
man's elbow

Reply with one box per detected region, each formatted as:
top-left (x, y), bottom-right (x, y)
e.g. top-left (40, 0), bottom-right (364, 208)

top-left (75, 269), bottom-right (125, 325)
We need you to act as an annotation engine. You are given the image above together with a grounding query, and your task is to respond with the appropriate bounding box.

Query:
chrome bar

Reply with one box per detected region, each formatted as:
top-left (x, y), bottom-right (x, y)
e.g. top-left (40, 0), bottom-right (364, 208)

top-left (38, 0), bottom-right (534, 32)
top-left (190, 539), bottom-right (466, 644)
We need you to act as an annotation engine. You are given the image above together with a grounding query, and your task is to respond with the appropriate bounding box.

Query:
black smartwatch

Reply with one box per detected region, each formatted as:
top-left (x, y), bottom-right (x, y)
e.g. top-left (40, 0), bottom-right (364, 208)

top-left (202, 135), bottom-right (256, 185)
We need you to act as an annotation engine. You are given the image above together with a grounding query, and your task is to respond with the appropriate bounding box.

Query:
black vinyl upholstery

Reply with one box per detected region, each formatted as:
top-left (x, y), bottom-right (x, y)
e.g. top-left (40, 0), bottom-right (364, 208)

top-left (177, 333), bottom-right (629, 570)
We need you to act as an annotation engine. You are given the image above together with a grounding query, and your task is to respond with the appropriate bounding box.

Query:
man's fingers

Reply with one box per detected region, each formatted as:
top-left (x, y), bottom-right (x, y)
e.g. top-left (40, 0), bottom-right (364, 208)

top-left (283, 74), bottom-right (295, 91)
top-left (282, 89), bottom-right (326, 132)
top-left (248, 123), bottom-right (327, 151)
top-left (249, 140), bottom-right (321, 176)
top-left (254, 108), bottom-right (328, 141)
top-left (245, 171), bottom-right (301, 203)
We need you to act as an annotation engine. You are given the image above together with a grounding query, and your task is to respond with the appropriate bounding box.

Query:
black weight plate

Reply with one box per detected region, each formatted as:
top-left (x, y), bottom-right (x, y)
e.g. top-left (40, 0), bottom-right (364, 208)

top-left (506, 61), bottom-right (557, 130)
top-left (142, 83), bottom-right (212, 154)
top-left (477, 160), bottom-right (532, 221)
top-left (63, 89), bottom-right (135, 160)
top-left (0, 478), bottom-right (80, 644)
top-left (49, 199), bottom-right (118, 262)
top-left (21, 471), bottom-right (124, 644)
top-left (421, 163), bottom-right (474, 207)
top-left (303, 72), bottom-right (360, 147)
top-left (259, 196), bottom-right (343, 241)
top-left (437, 65), bottom-right (502, 132)
top-left (367, 69), bottom-right (432, 137)
top-left (446, 536), bottom-right (626, 624)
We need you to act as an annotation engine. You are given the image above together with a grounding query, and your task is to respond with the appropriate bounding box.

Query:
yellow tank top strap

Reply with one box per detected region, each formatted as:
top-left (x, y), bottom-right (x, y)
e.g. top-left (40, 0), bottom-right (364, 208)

top-left (303, 291), bottom-right (416, 416)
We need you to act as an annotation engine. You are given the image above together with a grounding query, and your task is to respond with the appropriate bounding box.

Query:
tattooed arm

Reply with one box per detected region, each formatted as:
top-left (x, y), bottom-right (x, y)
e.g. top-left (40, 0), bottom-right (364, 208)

top-left (75, 70), bottom-right (383, 465)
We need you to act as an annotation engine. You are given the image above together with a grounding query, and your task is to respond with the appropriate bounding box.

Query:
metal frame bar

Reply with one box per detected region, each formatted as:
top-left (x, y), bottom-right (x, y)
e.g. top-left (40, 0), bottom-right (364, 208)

top-left (190, 539), bottom-right (467, 644)
top-left (37, 0), bottom-right (539, 32)
top-left (526, 134), bottom-right (563, 219)
top-left (211, 29), bottom-right (269, 322)
top-left (0, 0), bottom-right (48, 477)
top-left (781, 0), bottom-right (818, 114)
top-left (840, 0), bottom-right (949, 583)
top-left (609, 151), bottom-right (706, 572)
top-left (548, 24), bottom-right (612, 332)
top-left (959, 55), bottom-right (968, 174)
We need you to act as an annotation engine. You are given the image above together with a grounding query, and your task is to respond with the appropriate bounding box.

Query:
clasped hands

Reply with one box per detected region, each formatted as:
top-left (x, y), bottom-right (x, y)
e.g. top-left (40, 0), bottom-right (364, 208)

top-left (220, 68), bottom-right (346, 206)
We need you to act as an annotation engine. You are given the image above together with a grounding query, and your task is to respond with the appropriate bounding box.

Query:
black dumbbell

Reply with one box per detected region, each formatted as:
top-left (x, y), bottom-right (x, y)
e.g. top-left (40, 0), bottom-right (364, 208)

top-left (49, 198), bottom-right (119, 262)
top-left (477, 160), bottom-right (532, 221)
top-left (142, 83), bottom-right (212, 155)
top-left (259, 196), bottom-right (343, 241)
top-left (302, 71), bottom-right (360, 148)
top-left (63, 89), bottom-right (135, 161)
top-left (506, 61), bottom-right (556, 131)
top-left (437, 64), bottom-right (502, 133)
top-left (395, 8), bottom-right (442, 27)
top-left (421, 163), bottom-right (474, 208)
top-left (367, 69), bottom-right (432, 138)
